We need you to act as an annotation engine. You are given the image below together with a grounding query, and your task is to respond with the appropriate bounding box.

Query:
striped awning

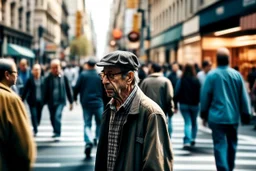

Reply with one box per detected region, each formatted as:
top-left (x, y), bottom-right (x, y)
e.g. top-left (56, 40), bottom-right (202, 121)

top-left (240, 13), bottom-right (256, 30)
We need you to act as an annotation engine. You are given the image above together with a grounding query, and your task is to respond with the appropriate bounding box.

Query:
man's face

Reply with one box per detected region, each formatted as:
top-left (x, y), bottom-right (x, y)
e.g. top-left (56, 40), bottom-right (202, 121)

top-left (101, 66), bottom-right (127, 98)
top-left (172, 64), bottom-right (179, 72)
top-left (19, 60), bottom-right (27, 72)
top-left (51, 63), bottom-right (61, 76)
top-left (32, 64), bottom-right (41, 78)
top-left (205, 65), bottom-right (212, 73)
top-left (7, 64), bottom-right (18, 86)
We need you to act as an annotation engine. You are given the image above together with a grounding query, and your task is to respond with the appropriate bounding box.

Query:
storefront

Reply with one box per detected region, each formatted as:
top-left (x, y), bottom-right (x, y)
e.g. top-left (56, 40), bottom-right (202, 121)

top-left (150, 24), bottom-right (182, 64)
top-left (199, 0), bottom-right (256, 77)
top-left (0, 24), bottom-right (35, 64)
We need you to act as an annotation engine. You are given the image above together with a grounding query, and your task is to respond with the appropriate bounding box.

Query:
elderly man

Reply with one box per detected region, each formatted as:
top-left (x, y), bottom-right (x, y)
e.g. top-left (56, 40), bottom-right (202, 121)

top-left (200, 48), bottom-right (251, 171)
top-left (0, 58), bottom-right (36, 171)
top-left (95, 51), bottom-right (173, 171)
top-left (17, 58), bottom-right (31, 95)
top-left (44, 59), bottom-right (73, 139)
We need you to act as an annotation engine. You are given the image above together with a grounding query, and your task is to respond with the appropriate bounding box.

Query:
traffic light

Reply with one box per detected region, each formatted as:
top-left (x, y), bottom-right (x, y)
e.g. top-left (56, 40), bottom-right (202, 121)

top-left (75, 11), bottom-right (82, 38)
top-left (126, 0), bottom-right (139, 8)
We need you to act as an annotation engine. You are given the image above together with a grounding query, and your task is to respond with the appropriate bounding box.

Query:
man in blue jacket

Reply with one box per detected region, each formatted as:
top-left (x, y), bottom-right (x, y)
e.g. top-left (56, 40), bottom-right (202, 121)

top-left (74, 58), bottom-right (104, 158)
top-left (200, 47), bottom-right (251, 171)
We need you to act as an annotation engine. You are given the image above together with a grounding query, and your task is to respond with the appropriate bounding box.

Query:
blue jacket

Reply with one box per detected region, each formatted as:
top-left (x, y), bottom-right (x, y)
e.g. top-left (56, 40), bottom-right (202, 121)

top-left (74, 69), bottom-right (104, 108)
top-left (200, 66), bottom-right (251, 124)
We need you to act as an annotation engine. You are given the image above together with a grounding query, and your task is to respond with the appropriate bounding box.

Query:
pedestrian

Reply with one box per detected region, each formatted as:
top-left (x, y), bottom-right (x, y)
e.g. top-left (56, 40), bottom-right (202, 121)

top-left (73, 58), bottom-right (104, 158)
top-left (197, 60), bottom-right (212, 86)
top-left (22, 64), bottom-right (45, 136)
top-left (140, 62), bottom-right (174, 138)
top-left (17, 58), bottom-right (31, 96)
top-left (44, 59), bottom-right (74, 139)
top-left (0, 58), bottom-right (36, 171)
top-left (200, 47), bottom-right (251, 171)
top-left (174, 63), bottom-right (201, 148)
top-left (95, 51), bottom-right (173, 171)
top-left (167, 62), bottom-right (181, 91)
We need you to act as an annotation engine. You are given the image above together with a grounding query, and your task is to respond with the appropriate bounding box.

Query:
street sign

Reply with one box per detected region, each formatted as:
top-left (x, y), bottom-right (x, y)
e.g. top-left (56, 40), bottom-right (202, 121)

top-left (128, 31), bottom-right (140, 42)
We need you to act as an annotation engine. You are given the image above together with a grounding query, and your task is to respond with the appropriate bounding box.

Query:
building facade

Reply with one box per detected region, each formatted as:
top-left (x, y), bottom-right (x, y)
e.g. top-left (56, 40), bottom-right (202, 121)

top-left (0, 0), bottom-right (35, 62)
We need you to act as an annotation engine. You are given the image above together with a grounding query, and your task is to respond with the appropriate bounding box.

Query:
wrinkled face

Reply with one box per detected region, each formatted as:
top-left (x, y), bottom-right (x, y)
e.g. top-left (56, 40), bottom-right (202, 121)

top-left (51, 63), bottom-right (61, 76)
top-left (32, 64), bottom-right (41, 78)
top-left (100, 66), bottom-right (128, 98)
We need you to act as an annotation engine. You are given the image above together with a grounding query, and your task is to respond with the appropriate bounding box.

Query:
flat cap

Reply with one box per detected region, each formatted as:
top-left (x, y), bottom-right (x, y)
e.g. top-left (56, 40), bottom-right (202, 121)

top-left (97, 51), bottom-right (140, 70)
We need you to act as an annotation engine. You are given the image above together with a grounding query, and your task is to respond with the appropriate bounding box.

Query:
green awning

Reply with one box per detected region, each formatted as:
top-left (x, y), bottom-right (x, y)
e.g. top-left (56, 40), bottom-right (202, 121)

top-left (150, 24), bottom-right (182, 49)
top-left (6, 43), bottom-right (35, 58)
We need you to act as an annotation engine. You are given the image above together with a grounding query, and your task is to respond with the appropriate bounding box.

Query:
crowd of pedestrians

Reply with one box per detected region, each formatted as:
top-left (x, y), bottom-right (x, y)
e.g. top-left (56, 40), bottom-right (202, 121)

top-left (0, 47), bottom-right (254, 171)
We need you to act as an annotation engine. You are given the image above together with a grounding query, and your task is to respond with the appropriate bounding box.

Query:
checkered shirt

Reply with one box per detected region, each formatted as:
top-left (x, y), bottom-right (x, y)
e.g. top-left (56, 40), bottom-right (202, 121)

top-left (107, 86), bottom-right (138, 171)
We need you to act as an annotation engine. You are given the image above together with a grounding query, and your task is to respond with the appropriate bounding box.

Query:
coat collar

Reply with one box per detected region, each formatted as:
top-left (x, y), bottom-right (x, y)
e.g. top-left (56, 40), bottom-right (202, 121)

top-left (148, 72), bottom-right (163, 77)
top-left (0, 82), bottom-right (12, 93)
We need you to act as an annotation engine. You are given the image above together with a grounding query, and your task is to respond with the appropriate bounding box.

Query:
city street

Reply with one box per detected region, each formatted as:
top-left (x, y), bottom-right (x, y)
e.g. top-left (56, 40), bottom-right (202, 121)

top-left (32, 103), bottom-right (256, 171)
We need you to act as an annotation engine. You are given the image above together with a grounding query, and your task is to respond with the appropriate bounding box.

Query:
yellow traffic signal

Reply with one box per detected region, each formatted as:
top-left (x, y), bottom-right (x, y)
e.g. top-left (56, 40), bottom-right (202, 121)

top-left (76, 11), bottom-right (82, 37)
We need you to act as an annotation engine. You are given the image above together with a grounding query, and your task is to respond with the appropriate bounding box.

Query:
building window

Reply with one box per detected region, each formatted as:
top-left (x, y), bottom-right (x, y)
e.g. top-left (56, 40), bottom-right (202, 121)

top-left (190, 0), bottom-right (193, 14)
top-left (1, 0), bottom-right (6, 23)
top-left (10, 2), bottom-right (15, 27)
top-left (26, 12), bottom-right (30, 32)
top-left (41, 0), bottom-right (44, 6)
top-left (18, 7), bottom-right (23, 30)
top-left (199, 0), bottom-right (204, 6)
top-left (35, 0), bottom-right (38, 6)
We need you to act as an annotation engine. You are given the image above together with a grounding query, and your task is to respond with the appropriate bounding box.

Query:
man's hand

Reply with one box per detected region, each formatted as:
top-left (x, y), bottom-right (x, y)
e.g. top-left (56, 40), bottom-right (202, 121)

top-left (69, 103), bottom-right (73, 111)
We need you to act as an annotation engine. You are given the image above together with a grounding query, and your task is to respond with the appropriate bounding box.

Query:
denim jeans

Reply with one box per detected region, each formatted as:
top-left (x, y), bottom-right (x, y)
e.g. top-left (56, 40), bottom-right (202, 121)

top-left (209, 122), bottom-right (238, 171)
top-left (29, 101), bottom-right (43, 134)
top-left (167, 115), bottom-right (172, 138)
top-left (179, 104), bottom-right (199, 144)
top-left (48, 104), bottom-right (65, 136)
top-left (82, 106), bottom-right (103, 144)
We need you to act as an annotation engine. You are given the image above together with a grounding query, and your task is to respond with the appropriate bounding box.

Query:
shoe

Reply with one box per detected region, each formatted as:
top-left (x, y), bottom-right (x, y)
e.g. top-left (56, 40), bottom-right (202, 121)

top-left (183, 143), bottom-right (190, 149)
top-left (190, 141), bottom-right (196, 146)
top-left (85, 143), bottom-right (93, 158)
top-left (52, 134), bottom-right (61, 138)
top-left (93, 138), bottom-right (98, 146)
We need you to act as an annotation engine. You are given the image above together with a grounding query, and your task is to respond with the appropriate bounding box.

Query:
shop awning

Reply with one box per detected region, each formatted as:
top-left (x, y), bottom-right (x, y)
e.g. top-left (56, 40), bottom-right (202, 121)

top-left (150, 24), bottom-right (182, 49)
top-left (6, 43), bottom-right (35, 58)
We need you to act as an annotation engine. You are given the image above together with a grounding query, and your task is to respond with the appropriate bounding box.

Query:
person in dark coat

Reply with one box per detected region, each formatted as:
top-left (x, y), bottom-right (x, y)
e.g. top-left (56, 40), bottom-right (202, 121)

top-left (22, 64), bottom-right (45, 136)
top-left (44, 59), bottom-right (73, 139)
top-left (74, 58), bottom-right (104, 158)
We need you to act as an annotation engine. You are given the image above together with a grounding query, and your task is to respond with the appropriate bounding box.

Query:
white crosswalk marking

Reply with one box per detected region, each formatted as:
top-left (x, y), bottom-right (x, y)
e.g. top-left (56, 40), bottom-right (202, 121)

top-left (34, 106), bottom-right (256, 170)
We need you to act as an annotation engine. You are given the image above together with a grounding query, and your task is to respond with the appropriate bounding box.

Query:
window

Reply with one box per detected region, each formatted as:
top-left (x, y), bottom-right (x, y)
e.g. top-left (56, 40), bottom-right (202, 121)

top-left (10, 2), bottom-right (15, 27)
top-left (18, 7), bottom-right (23, 30)
top-left (190, 0), bottom-right (193, 14)
top-left (26, 12), bottom-right (30, 32)
top-left (199, 0), bottom-right (204, 6)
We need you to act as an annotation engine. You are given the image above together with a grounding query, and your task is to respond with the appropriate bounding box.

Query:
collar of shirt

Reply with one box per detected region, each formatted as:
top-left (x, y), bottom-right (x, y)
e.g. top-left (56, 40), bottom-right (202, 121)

top-left (109, 85), bottom-right (138, 113)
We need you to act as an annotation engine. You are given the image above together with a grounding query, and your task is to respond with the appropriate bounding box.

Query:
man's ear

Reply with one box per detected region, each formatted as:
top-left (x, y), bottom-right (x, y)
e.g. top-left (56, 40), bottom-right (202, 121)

top-left (126, 71), bottom-right (134, 84)
top-left (4, 71), bottom-right (10, 80)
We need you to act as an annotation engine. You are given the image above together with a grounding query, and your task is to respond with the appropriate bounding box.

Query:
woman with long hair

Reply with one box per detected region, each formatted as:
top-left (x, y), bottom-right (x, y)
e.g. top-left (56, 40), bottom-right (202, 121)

top-left (174, 63), bottom-right (201, 148)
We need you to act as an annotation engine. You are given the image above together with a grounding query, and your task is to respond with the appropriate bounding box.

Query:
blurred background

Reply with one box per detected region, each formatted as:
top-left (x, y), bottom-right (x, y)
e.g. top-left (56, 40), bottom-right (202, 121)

top-left (1, 0), bottom-right (256, 171)
top-left (1, 0), bottom-right (256, 78)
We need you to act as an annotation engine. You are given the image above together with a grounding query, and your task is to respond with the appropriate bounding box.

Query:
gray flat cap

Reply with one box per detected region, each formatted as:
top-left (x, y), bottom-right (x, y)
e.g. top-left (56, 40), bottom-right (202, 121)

top-left (97, 51), bottom-right (140, 70)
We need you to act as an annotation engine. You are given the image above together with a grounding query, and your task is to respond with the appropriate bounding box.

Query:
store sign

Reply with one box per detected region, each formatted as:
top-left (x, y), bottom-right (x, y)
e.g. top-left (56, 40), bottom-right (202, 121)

top-left (243, 0), bottom-right (256, 7)
top-left (128, 31), bottom-right (140, 42)
top-left (182, 16), bottom-right (199, 37)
